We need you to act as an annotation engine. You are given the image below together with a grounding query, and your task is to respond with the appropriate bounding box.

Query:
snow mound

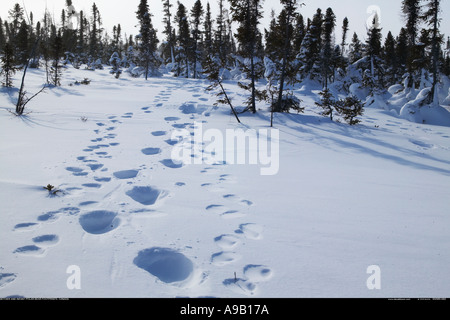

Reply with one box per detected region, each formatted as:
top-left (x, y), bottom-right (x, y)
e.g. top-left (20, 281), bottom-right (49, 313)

top-left (399, 88), bottom-right (450, 126)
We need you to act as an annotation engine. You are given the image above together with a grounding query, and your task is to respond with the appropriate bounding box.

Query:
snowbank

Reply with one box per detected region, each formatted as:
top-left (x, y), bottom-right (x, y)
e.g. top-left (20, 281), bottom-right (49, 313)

top-left (399, 88), bottom-right (450, 126)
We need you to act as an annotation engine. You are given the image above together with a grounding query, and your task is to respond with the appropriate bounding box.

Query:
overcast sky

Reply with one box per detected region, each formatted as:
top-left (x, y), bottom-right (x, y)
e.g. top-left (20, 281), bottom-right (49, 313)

top-left (1, 0), bottom-right (449, 44)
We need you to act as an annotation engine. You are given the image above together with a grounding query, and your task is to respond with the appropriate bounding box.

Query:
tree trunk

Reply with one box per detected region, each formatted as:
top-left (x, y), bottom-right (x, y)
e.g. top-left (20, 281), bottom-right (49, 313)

top-left (431, 0), bottom-right (439, 106)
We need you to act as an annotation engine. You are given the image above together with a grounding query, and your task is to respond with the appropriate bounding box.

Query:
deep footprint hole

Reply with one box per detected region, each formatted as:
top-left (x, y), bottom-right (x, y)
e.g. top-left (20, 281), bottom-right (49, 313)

top-left (133, 247), bottom-right (193, 283)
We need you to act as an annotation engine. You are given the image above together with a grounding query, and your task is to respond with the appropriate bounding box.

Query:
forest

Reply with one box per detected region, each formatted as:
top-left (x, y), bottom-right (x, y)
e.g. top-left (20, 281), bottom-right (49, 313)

top-left (0, 0), bottom-right (449, 121)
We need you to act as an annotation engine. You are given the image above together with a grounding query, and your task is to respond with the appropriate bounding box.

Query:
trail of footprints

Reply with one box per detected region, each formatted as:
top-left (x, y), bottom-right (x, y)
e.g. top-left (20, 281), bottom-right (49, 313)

top-left (5, 87), bottom-right (272, 296)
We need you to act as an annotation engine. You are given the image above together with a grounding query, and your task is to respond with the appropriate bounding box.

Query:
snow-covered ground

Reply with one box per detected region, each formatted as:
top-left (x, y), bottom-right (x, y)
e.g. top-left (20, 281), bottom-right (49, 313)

top-left (1, 66), bottom-right (449, 298)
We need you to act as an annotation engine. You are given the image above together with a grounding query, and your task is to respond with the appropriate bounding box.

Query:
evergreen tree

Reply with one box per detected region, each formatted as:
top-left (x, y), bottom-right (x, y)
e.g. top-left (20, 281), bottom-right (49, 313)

top-left (273, 0), bottom-right (302, 116)
top-left (341, 17), bottom-right (349, 56)
top-left (292, 14), bottom-right (305, 54)
top-left (203, 2), bottom-right (214, 58)
top-left (175, 1), bottom-right (191, 77)
top-left (315, 88), bottom-right (336, 121)
top-left (162, 0), bottom-right (175, 65)
top-left (416, 29), bottom-right (432, 90)
top-left (229, 0), bottom-right (265, 113)
top-left (422, 0), bottom-right (442, 105)
top-left (0, 42), bottom-right (18, 87)
top-left (190, 0), bottom-right (204, 79)
top-left (264, 10), bottom-right (283, 62)
top-left (396, 28), bottom-right (408, 79)
top-left (364, 14), bottom-right (383, 92)
top-left (335, 95), bottom-right (364, 125)
top-left (109, 51), bottom-right (122, 78)
top-left (0, 18), bottom-right (6, 52)
top-left (382, 31), bottom-right (398, 86)
top-left (401, 0), bottom-right (422, 88)
top-left (214, 0), bottom-right (232, 65)
top-left (16, 21), bottom-right (30, 66)
top-left (348, 32), bottom-right (362, 64)
top-left (89, 3), bottom-right (103, 62)
top-left (320, 7), bottom-right (336, 89)
top-left (8, 3), bottom-right (24, 41)
top-left (298, 9), bottom-right (323, 79)
top-left (136, 0), bottom-right (160, 79)
top-left (50, 28), bottom-right (64, 86)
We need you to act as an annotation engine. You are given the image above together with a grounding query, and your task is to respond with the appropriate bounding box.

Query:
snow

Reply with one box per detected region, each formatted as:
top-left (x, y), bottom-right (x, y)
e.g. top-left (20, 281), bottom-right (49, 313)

top-left (1, 66), bottom-right (450, 298)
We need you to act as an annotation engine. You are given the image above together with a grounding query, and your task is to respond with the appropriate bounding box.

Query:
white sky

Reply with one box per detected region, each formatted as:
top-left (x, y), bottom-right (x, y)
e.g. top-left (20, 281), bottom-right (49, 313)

top-left (1, 0), bottom-right (449, 44)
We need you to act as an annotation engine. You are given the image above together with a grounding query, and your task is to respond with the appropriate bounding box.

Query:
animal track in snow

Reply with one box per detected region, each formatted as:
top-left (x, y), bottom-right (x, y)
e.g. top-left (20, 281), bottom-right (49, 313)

top-left (13, 245), bottom-right (46, 256)
top-left (165, 139), bottom-right (180, 146)
top-left (87, 163), bottom-right (104, 171)
top-left (205, 204), bottom-right (226, 213)
top-left (79, 210), bottom-right (120, 234)
top-left (13, 222), bottom-right (39, 232)
top-left (32, 234), bottom-right (60, 247)
top-left (211, 251), bottom-right (241, 266)
top-left (160, 159), bottom-right (183, 169)
top-left (214, 234), bottom-right (241, 250)
top-left (151, 131), bottom-right (166, 137)
top-left (0, 273), bottom-right (17, 288)
top-left (164, 117), bottom-right (180, 122)
top-left (243, 265), bottom-right (273, 282)
top-left (141, 147), bottom-right (161, 155)
top-left (133, 247), bottom-right (193, 284)
top-left (220, 210), bottom-right (245, 219)
top-left (235, 223), bottom-right (263, 240)
top-left (113, 169), bottom-right (139, 179)
top-left (126, 186), bottom-right (169, 205)
top-left (122, 112), bottom-right (133, 118)
top-left (82, 183), bottom-right (102, 189)
top-left (94, 177), bottom-right (111, 182)
top-left (223, 278), bottom-right (257, 296)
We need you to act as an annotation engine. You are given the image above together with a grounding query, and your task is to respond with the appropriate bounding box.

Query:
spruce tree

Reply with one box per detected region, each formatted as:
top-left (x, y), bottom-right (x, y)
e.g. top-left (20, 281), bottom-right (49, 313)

top-left (320, 7), bottom-right (336, 89)
top-left (190, 0), bottom-right (204, 79)
top-left (214, 0), bottom-right (226, 64)
top-left (264, 10), bottom-right (283, 62)
top-left (229, 0), bottom-right (265, 113)
top-left (16, 21), bottom-right (30, 66)
top-left (315, 88), bottom-right (336, 121)
top-left (175, 2), bottom-right (191, 77)
top-left (401, 0), bottom-right (422, 88)
top-left (0, 42), bottom-right (18, 87)
top-left (136, 0), bottom-right (160, 79)
top-left (162, 0), bottom-right (175, 65)
top-left (0, 18), bottom-right (6, 52)
top-left (203, 2), bottom-right (214, 59)
top-left (8, 4), bottom-right (24, 42)
top-left (396, 28), bottom-right (408, 78)
top-left (341, 17), bottom-right (349, 55)
top-left (422, 0), bottom-right (442, 105)
top-left (50, 28), bottom-right (64, 86)
top-left (292, 14), bottom-right (305, 54)
top-left (348, 32), bottom-right (362, 64)
top-left (274, 0), bottom-right (301, 116)
top-left (89, 3), bottom-right (103, 64)
top-left (335, 95), bottom-right (364, 125)
top-left (364, 14), bottom-right (383, 93)
top-left (298, 9), bottom-right (323, 79)
top-left (383, 31), bottom-right (398, 86)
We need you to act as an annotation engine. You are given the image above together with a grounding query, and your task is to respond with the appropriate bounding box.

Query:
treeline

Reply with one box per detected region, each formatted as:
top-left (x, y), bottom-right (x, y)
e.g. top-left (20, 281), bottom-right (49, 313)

top-left (1, 0), bottom-right (449, 113)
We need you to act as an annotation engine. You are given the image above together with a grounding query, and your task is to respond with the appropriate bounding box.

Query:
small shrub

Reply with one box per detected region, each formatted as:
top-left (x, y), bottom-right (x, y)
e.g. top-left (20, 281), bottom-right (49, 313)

top-left (335, 95), bottom-right (364, 125)
top-left (272, 95), bottom-right (304, 114)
